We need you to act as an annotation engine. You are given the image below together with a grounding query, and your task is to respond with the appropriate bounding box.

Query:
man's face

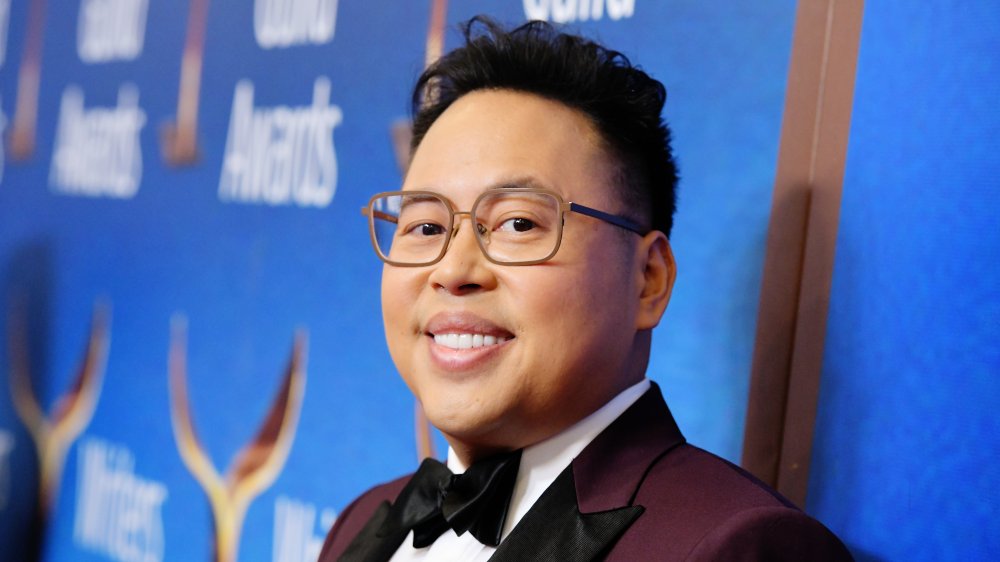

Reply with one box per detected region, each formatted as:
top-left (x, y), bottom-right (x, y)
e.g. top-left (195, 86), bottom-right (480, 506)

top-left (382, 90), bottom-right (654, 457)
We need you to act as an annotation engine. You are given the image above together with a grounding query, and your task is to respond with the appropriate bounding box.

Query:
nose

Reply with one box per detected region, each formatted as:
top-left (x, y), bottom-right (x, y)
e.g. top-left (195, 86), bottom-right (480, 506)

top-left (427, 214), bottom-right (498, 295)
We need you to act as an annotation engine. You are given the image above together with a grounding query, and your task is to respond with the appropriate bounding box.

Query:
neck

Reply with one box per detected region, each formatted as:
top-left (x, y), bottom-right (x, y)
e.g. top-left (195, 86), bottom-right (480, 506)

top-left (446, 339), bottom-right (652, 469)
top-left (446, 376), bottom-right (650, 470)
top-left (448, 442), bottom-right (513, 470)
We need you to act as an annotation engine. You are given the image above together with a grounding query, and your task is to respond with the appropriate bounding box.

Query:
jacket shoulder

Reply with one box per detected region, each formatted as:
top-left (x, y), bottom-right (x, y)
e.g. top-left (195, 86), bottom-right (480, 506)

top-left (317, 473), bottom-right (411, 562)
top-left (610, 444), bottom-right (851, 561)
top-left (685, 503), bottom-right (854, 561)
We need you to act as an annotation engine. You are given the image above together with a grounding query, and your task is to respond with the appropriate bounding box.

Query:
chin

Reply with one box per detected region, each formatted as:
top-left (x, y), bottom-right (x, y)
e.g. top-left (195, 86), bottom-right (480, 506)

top-left (425, 402), bottom-right (510, 447)
top-left (425, 402), bottom-right (494, 435)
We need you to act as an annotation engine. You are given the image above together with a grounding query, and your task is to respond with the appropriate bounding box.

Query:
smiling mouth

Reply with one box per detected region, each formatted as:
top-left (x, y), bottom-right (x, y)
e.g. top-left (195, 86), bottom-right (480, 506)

top-left (432, 333), bottom-right (511, 350)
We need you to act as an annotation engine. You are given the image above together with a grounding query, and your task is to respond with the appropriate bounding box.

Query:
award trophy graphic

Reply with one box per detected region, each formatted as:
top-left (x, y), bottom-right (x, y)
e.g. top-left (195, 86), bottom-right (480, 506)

top-left (168, 316), bottom-right (307, 562)
top-left (8, 301), bottom-right (109, 512)
top-left (9, 0), bottom-right (47, 160)
top-left (7, 300), bottom-right (110, 558)
top-left (160, 0), bottom-right (209, 165)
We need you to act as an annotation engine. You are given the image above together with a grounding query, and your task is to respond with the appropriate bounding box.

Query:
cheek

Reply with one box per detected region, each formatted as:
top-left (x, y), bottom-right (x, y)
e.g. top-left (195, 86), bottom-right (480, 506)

top-left (502, 265), bottom-right (607, 348)
top-left (517, 251), bottom-right (635, 343)
top-left (381, 270), bottom-right (420, 345)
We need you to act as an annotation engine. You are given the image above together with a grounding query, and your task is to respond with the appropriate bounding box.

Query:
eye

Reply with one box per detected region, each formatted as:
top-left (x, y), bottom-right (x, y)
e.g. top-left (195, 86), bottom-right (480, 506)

top-left (420, 223), bottom-right (445, 236)
top-left (402, 222), bottom-right (446, 237)
top-left (497, 217), bottom-right (536, 233)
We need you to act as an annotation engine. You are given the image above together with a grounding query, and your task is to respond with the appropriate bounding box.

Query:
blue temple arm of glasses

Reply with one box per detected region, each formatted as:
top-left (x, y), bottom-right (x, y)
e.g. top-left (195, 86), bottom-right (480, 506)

top-left (568, 202), bottom-right (648, 235)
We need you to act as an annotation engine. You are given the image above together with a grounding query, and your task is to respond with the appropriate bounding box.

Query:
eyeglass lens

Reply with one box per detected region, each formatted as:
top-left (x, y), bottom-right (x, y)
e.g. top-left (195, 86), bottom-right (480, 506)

top-left (370, 191), bottom-right (563, 265)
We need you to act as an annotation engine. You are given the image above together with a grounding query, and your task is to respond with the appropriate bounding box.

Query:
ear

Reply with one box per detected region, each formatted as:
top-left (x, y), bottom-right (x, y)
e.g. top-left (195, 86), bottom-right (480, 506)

top-left (635, 232), bottom-right (676, 330)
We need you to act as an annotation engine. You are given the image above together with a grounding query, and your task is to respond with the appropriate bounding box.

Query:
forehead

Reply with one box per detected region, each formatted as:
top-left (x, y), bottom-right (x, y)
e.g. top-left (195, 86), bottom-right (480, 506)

top-left (404, 90), bottom-right (618, 205)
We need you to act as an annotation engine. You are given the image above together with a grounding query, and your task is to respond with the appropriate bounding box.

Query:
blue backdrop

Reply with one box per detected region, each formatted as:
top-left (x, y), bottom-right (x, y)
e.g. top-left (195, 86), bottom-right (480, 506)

top-left (0, 2), bottom-right (797, 560)
top-left (808, 2), bottom-right (1000, 560)
top-left (5, 1), bottom-right (996, 561)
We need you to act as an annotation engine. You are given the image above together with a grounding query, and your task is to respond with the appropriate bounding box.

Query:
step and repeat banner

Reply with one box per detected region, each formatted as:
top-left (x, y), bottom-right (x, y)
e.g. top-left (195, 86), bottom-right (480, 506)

top-left (808, 2), bottom-right (1000, 559)
top-left (0, 1), bottom-right (797, 560)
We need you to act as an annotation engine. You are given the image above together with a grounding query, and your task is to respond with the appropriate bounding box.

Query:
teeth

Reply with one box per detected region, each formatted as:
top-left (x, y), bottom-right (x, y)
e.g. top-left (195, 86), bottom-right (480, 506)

top-left (434, 333), bottom-right (508, 350)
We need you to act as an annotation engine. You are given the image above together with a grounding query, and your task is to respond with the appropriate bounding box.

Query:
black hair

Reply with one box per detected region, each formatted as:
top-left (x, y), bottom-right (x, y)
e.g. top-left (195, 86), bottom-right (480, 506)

top-left (410, 16), bottom-right (678, 238)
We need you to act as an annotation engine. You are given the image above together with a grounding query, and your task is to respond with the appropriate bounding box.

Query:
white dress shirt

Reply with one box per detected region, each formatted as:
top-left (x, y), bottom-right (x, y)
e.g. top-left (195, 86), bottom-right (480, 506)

top-left (389, 378), bottom-right (651, 562)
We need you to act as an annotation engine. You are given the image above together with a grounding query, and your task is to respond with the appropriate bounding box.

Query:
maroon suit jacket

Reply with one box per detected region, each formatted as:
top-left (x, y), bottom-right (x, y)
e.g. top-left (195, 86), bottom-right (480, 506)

top-left (319, 384), bottom-right (852, 561)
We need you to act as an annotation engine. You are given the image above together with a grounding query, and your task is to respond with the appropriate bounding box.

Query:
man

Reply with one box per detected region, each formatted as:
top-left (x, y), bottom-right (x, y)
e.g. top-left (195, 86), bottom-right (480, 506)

top-left (320, 17), bottom-right (851, 562)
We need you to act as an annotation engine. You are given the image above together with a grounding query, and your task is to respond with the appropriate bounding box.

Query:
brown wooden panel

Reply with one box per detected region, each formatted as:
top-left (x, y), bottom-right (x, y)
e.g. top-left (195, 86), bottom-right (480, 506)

top-left (742, 0), bottom-right (864, 507)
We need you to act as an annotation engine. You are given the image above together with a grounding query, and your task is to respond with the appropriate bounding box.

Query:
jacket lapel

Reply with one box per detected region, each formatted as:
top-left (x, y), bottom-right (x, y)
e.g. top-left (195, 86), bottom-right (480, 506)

top-left (491, 383), bottom-right (686, 562)
top-left (337, 501), bottom-right (411, 562)
top-left (489, 466), bottom-right (643, 562)
top-left (573, 383), bottom-right (686, 514)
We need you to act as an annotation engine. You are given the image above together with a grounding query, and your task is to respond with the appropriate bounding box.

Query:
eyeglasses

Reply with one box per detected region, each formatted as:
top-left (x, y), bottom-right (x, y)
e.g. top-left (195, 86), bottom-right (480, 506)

top-left (362, 188), bottom-right (648, 266)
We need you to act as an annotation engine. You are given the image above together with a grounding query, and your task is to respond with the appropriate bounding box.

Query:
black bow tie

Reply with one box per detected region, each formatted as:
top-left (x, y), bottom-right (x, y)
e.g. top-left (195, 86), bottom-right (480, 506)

top-left (378, 450), bottom-right (522, 549)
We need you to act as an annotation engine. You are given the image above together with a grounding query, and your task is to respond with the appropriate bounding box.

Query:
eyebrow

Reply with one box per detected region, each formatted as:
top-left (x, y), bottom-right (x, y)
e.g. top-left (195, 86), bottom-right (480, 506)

top-left (404, 176), bottom-right (556, 202)
top-left (400, 193), bottom-right (443, 204)
top-left (484, 176), bottom-right (552, 192)
top-left (397, 193), bottom-right (446, 214)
